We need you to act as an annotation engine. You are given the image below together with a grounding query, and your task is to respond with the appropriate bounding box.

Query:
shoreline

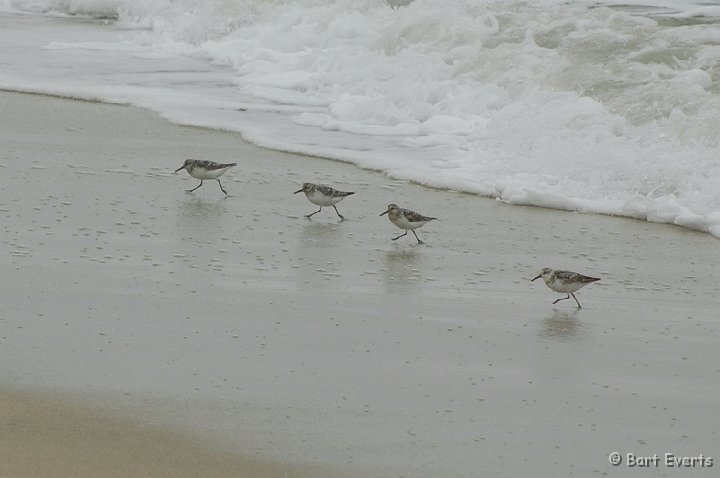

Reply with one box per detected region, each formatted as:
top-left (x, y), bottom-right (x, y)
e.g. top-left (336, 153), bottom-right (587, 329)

top-left (2, 90), bottom-right (720, 477)
top-left (2, 85), bottom-right (719, 241)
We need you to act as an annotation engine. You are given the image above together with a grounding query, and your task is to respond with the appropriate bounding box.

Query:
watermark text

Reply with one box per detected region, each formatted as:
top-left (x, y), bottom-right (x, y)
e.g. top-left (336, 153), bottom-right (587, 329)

top-left (608, 452), bottom-right (713, 468)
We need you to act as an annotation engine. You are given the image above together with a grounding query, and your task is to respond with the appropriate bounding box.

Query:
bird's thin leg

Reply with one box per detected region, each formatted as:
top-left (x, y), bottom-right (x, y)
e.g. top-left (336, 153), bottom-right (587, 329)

top-left (411, 230), bottom-right (424, 244)
top-left (216, 179), bottom-right (228, 196)
top-left (392, 231), bottom-right (408, 241)
top-left (305, 208), bottom-right (322, 219)
top-left (571, 293), bottom-right (582, 309)
top-left (332, 205), bottom-right (345, 220)
top-left (552, 294), bottom-right (571, 305)
top-left (187, 180), bottom-right (203, 192)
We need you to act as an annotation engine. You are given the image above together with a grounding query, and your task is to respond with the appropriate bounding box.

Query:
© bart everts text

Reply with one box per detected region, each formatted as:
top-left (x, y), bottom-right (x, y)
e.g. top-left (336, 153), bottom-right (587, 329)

top-left (608, 452), bottom-right (713, 468)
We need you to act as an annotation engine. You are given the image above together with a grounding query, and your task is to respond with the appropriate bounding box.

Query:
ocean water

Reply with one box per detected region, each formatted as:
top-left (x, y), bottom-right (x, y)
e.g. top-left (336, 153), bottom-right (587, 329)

top-left (2, 0), bottom-right (720, 236)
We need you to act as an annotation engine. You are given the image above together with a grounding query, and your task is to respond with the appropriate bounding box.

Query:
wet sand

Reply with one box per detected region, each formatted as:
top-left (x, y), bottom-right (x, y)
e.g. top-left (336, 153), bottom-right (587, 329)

top-left (1, 91), bottom-right (719, 477)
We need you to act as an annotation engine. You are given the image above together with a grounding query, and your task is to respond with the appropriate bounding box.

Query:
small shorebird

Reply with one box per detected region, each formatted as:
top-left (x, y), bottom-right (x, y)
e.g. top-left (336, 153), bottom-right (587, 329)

top-left (175, 159), bottom-right (237, 196)
top-left (380, 204), bottom-right (436, 244)
top-left (531, 268), bottom-right (600, 308)
top-left (294, 183), bottom-right (355, 220)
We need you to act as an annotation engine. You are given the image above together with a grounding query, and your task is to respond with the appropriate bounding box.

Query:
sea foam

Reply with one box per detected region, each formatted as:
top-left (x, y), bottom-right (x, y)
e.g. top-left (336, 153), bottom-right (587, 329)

top-left (2, 0), bottom-right (720, 236)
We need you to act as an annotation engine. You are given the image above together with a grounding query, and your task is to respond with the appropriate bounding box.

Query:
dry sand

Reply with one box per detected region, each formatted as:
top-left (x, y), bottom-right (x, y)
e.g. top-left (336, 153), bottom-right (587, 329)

top-left (1, 91), bottom-right (720, 477)
top-left (0, 391), bottom-right (325, 478)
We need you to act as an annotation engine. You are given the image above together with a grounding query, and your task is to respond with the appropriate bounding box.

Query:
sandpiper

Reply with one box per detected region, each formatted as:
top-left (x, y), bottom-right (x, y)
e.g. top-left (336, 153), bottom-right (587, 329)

top-left (175, 159), bottom-right (237, 196)
top-left (380, 204), bottom-right (436, 244)
top-left (294, 183), bottom-right (355, 220)
top-left (531, 268), bottom-right (600, 308)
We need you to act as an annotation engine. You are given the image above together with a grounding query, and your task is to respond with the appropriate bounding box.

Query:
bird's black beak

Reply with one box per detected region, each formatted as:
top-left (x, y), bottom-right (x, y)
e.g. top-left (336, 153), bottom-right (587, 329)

top-left (531, 275), bottom-right (541, 282)
top-left (174, 166), bottom-right (185, 173)
top-left (379, 210), bottom-right (388, 216)
top-left (293, 189), bottom-right (303, 194)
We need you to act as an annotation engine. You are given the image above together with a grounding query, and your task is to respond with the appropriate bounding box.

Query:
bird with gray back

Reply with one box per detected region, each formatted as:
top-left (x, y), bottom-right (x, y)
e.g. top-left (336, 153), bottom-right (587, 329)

top-left (531, 268), bottom-right (600, 308)
top-left (175, 159), bottom-right (237, 196)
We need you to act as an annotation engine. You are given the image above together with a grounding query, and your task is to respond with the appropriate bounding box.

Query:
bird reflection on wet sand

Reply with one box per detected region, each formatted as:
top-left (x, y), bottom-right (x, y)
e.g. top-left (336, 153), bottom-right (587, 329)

top-left (538, 309), bottom-right (584, 341)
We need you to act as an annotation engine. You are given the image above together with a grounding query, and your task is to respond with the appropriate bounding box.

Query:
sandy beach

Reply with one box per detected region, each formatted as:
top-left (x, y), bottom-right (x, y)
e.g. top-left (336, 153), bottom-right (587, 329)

top-left (2, 91), bottom-right (720, 477)
top-left (0, 391), bottom-right (326, 478)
